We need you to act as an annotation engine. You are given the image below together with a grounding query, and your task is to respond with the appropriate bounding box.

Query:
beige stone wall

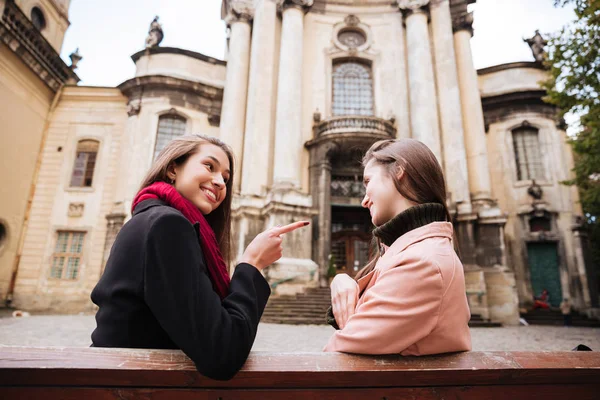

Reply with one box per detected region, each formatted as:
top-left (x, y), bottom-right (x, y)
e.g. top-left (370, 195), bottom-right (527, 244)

top-left (15, 0), bottom-right (71, 53)
top-left (486, 114), bottom-right (581, 307)
top-left (0, 42), bottom-right (53, 302)
top-left (135, 53), bottom-right (226, 89)
top-left (478, 65), bottom-right (548, 98)
top-left (301, 9), bottom-right (410, 191)
top-left (119, 99), bottom-right (222, 213)
top-left (11, 86), bottom-right (127, 312)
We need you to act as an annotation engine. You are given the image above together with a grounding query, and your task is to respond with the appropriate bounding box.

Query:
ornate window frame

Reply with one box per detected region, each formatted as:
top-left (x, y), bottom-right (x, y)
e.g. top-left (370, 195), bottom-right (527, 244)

top-left (325, 16), bottom-right (380, 118)
top-left (332, 15), bottom-right (373, 53)
top-left (508, 120), bottom-right (551, 187)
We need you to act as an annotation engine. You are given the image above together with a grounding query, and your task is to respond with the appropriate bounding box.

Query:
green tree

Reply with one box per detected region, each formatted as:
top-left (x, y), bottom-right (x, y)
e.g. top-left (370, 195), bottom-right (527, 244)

top-left (543, 0), bottom-right (600, 291)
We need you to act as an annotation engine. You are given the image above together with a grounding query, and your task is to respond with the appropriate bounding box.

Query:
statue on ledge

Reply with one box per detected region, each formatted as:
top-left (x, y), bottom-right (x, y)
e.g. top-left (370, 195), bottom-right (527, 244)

top-left (524, 30), bottom-right (547, 63)
top-left (145, 16), bottom-right (164, 49)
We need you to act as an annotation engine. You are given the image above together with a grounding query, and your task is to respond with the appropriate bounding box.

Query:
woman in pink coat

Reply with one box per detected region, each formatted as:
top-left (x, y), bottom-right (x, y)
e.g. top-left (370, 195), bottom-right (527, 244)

top-left (324, 138), bottom-right (472, 355)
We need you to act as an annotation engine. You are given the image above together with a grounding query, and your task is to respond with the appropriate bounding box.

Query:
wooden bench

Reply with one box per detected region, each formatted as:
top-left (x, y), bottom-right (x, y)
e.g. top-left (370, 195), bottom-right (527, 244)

top-left (1, 346), bottom-right (599, 399)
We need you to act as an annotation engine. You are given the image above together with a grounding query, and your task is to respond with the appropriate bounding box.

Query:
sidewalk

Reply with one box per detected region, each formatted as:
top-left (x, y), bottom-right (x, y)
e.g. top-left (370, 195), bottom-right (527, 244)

top-left (1, 314), bottom-right (599, 351)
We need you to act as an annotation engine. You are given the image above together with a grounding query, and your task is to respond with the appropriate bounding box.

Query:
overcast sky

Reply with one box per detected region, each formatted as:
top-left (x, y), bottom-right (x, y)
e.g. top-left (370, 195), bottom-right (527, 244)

top-left (59, 0), bottom-right (575, 87)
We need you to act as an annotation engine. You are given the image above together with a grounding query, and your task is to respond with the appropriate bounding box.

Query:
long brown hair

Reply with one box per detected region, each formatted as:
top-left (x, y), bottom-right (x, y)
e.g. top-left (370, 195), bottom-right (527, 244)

top-left (354, 138), bottom-right (451, 280)
top-left (138, 134), bottom-right (235, 264)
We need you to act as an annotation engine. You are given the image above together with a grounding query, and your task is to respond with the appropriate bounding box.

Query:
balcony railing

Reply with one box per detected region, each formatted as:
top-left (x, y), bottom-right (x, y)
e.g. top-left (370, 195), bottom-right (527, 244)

top-left (313, 115), bottom-right (396, 138)
top-left (0, 0), bottom-right (78, 90)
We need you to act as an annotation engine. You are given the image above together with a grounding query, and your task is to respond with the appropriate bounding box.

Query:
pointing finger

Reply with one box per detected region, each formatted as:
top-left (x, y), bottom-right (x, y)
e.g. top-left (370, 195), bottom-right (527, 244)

top-left (272, 221), bottom-right (310, 235)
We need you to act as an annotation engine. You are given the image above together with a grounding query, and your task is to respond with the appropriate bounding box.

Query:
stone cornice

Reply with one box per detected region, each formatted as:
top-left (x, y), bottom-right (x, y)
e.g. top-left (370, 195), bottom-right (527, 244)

top-left (118, 75), bottom-right (223, 124)
top-left (131, 46), bottom-right (226, 65)
top-left (477, 61), bottom-right (544, 76)
top-left (0, 0), bottom-right (79, 92)
top-left (480, 90), bottom-right (564, 130)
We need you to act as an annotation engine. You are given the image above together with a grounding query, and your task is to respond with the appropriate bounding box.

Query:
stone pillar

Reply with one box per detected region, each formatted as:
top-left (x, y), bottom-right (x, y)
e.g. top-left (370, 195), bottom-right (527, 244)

top-left (429, 0), bottom-right (471, 215)
top-left (220, 2), bottom-right (253, 192)
top-left (240, 0), bottom-right (279, 197)
top-left (397, 0), bottom-right (442, 162)
top-left (451, 5), bottom-right (518, 325)
top-left (572, 218), bottom-right (597, 309)
top-left (452, 9), bottom-right (492, 206)
top-left (272, 0), bottom-right (312, 189)
top-left (308, 142), bottom-right (337, 287)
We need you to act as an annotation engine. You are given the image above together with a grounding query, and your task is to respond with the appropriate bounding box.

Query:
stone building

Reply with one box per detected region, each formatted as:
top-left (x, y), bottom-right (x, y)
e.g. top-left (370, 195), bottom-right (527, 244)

top-left (0, 0), bottom-right (597, 324)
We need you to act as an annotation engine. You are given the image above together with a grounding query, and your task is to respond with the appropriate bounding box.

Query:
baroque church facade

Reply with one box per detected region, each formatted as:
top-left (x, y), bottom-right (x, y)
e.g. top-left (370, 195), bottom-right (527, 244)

top-left (0, 0), bottom-right (597, 325)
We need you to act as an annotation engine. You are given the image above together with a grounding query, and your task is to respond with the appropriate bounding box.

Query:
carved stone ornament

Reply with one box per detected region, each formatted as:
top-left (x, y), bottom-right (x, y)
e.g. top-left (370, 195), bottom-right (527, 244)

top-left (527, 180), bottom-right (543, 200)
top-left (145, 16), bottom-right (164, 49)
top-left (223, 0), bottom-right (254, 23)
top-left (126, 101), bottom-right (141, 117)
top-left (279, 0), bottom-right (314, 11)
top-left (397, 0), bottom-right (430, 11)
top-left (68, 203), bottom-right (84, 218)
top-left (344, 14), bottom-right (360, 26)
top-left (524, 30), bottom-right (548, 63)
top-left (338, 29), bottom-right (367, 49)
top-left (452, 11), bottom-right (474, 33)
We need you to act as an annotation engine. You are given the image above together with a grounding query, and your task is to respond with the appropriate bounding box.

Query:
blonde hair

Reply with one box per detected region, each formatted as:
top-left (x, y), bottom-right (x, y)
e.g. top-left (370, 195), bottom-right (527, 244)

top-left (139, 134), bottom-right (235, 264)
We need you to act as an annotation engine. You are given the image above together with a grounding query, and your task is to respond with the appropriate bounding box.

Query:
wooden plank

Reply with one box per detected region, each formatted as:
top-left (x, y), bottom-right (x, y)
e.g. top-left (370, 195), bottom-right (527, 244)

top-left (0, 384), bottom-right (598, 400)
top-left (1, 347), bottom-right (599, 388)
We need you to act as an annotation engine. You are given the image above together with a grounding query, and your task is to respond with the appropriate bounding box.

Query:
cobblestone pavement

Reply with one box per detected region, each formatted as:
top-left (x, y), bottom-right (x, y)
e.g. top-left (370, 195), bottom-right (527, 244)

top-left (1, 314), bottom-right (599, 351)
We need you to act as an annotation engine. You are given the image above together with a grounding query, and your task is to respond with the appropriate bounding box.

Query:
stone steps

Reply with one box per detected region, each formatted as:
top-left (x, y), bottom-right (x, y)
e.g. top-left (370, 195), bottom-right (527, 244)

top-left (520, 309), bottom-right (600, 327)
top-left (262, 287), bottom-right (504, 327)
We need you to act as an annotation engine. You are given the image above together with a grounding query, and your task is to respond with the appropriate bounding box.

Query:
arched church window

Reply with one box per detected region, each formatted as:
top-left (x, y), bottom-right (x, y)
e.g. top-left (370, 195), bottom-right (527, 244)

top-left (512, 126), bottom-right (544, 181)
top-left (332, 60), bottom-right (374, 116)
top-left (31, 7), bottom-right (46, 31)
top-left (154, 114), bottom-right (187, 160)
top-left (70, 140), bottom-right (99, 187)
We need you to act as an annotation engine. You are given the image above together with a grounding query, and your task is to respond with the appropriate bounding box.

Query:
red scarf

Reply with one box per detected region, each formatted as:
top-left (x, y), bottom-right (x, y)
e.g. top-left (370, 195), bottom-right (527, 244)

top-left (132, 181), bottom-right (230, 299)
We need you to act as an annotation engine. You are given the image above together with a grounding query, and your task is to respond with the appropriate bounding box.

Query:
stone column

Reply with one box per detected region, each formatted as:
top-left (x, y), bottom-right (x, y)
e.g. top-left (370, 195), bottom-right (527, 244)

top-left (572, 218), bottom-right (596, 309)
top-left (272, 0), bottom-right (312, 189)
top-left (429, 0), bottom-right (471, 214)
top-left (453, 9), bottom-right (492, 206)
top-left (240, 0), bottom-right (279, 197)
top-left (397, 0), bottom-right (442, 162)
top-left (220, 1), bottom-right (253, 192)
top-left (309, 143), bottom-right (336, 288)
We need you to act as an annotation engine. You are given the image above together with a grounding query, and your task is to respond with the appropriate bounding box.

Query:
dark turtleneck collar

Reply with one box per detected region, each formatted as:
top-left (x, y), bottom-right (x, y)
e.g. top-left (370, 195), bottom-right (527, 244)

top-left (373, 203), bottom-right (448, 247)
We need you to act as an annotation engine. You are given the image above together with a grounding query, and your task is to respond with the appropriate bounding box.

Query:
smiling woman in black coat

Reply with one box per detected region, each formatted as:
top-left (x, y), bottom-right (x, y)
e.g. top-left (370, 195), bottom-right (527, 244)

top-left (90, 134), bottom-right (309, 380)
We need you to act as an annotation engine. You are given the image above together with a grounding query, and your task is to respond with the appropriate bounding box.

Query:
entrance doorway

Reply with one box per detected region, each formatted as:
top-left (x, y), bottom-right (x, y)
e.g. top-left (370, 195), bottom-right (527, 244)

top-left (527, 242), bottom-right (562, 307)
top-left (330, 206), bottom-right (373, 278)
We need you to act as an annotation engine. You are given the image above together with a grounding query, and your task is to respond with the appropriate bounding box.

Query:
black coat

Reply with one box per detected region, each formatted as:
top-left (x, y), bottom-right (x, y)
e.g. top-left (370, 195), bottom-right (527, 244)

top-left (91, 199), bottom-right (271, 380)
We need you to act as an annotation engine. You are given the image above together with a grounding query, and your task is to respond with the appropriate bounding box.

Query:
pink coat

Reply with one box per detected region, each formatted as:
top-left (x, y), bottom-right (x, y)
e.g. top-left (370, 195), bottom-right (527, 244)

top-left (324, 222), bottom-right (472, 355)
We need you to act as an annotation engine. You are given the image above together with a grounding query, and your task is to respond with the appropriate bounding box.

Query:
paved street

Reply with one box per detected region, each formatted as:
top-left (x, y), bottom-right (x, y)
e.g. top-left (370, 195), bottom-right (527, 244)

top-left (1, 313), bottom-right (598, 351)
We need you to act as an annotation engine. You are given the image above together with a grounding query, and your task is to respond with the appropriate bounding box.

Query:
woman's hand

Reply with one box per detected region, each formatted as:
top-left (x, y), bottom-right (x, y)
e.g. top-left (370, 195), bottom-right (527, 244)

top-left (330, 273), bottom-right (359, 329)
top-left (240, 221), bottom-right (309, 271)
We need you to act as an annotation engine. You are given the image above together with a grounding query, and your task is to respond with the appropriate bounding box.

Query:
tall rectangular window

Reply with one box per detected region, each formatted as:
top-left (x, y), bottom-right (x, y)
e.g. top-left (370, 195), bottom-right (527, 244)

top-left (332, 60), bottom-right (374, 116)
top-left (513, 127), bottom-right (545, 181)
top-left (70, 140), bottom-right (99, 187)
top-left (50, 231), bottom-right (85, 280)
top-left (154, 114), bottom-right (187, 160)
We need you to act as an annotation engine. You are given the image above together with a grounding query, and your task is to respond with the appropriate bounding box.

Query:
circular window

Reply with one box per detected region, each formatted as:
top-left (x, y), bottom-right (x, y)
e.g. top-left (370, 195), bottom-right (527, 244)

top-left (338, 29), bottom-right (367, 49)
top-left (31, 7), bottom-right (46, 31)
